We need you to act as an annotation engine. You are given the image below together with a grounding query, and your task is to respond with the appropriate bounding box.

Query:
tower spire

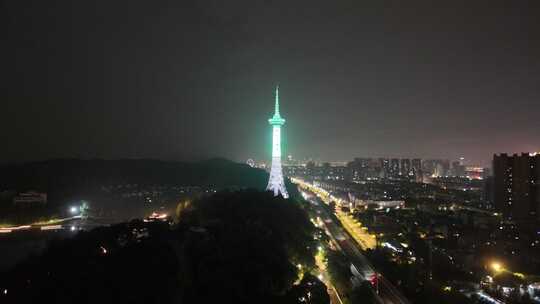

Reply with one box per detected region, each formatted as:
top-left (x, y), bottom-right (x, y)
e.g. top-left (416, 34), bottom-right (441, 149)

top-left (269, 84), bottom-right (285, 125)
top-left (275, 85), bottom-right (280, 116)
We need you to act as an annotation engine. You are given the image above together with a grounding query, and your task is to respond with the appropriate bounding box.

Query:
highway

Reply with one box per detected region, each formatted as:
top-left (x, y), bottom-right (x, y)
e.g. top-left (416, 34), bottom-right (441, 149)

top-left (0, 216), bottom-right (114, 235)
top-left (302, 188), bottom-right (410, 304)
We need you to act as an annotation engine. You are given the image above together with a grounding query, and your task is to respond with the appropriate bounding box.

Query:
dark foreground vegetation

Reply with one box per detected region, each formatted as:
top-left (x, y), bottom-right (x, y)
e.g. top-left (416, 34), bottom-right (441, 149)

top-left (0, 190), bottom-right (327, 304)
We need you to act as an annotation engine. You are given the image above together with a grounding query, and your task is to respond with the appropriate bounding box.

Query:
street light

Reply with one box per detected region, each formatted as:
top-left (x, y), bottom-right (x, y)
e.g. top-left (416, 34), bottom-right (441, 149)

top-left (70, 206), bottom-right (79, 214)
top-left (491, 262), bottom-right (503, 273)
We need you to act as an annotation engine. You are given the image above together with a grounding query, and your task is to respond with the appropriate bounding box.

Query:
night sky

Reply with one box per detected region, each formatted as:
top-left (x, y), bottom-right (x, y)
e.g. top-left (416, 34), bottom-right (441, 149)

top-left (1, 1), bottom-right (539, 166)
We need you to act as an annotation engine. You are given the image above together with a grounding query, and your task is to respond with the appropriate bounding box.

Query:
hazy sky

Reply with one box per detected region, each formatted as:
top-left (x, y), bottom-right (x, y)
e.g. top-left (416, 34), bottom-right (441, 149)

top-left (1, 1), bottom-right (539, 166)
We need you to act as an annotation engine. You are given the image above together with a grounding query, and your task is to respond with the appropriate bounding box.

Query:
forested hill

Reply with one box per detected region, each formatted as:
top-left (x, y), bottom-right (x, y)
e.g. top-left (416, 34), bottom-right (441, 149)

top-left (0, 158), bottom-right (270, 191)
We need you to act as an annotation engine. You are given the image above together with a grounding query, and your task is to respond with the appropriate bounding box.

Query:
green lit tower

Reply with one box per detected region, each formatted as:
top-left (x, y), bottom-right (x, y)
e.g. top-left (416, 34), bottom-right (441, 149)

top-left (266, 85), bottom-right (289, 198)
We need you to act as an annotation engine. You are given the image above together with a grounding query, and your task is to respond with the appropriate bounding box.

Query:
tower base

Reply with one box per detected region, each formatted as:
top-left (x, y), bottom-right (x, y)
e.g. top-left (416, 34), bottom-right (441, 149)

top-left (266, 157), bottom-right (289, 198)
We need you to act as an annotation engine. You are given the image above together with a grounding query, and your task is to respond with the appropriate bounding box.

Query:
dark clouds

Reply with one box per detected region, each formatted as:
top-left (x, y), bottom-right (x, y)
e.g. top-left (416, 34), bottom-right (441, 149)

top-left (1, 0), bottom-right (539, 165)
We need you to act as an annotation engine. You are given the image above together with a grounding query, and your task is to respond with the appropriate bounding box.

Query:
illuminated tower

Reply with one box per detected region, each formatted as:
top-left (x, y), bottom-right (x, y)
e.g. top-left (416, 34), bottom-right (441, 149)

top-left (266, 85), bottom-right (289, 198)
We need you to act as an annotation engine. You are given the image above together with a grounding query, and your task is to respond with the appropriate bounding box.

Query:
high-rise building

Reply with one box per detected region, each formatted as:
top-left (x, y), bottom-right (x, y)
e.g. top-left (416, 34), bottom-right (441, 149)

top-left (390, 158), bottom-right (400, 179)
top-left (380, 158), bottom-right (390, 179)
top-left (422, 159), bottom-right (450, 177)
top-left (400, 159), bottom-right (411, 177)
top-left (266, 86), bottom-right (289, 198)
top-left (347, 158), bottom-right (370, 181)
top-left (411, 158), bottom-right (422, 182)
top-left (451, 160), bottom-right (466, 177)
top-left (422, 159), bottom-right (436, 176)
top-left (493, 153), bottom-right (540, 220)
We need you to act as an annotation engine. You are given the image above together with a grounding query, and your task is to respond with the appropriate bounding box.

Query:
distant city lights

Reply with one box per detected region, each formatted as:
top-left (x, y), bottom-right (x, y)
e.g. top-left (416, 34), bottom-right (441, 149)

top-left (144, 212), bottom-right (168, 222)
